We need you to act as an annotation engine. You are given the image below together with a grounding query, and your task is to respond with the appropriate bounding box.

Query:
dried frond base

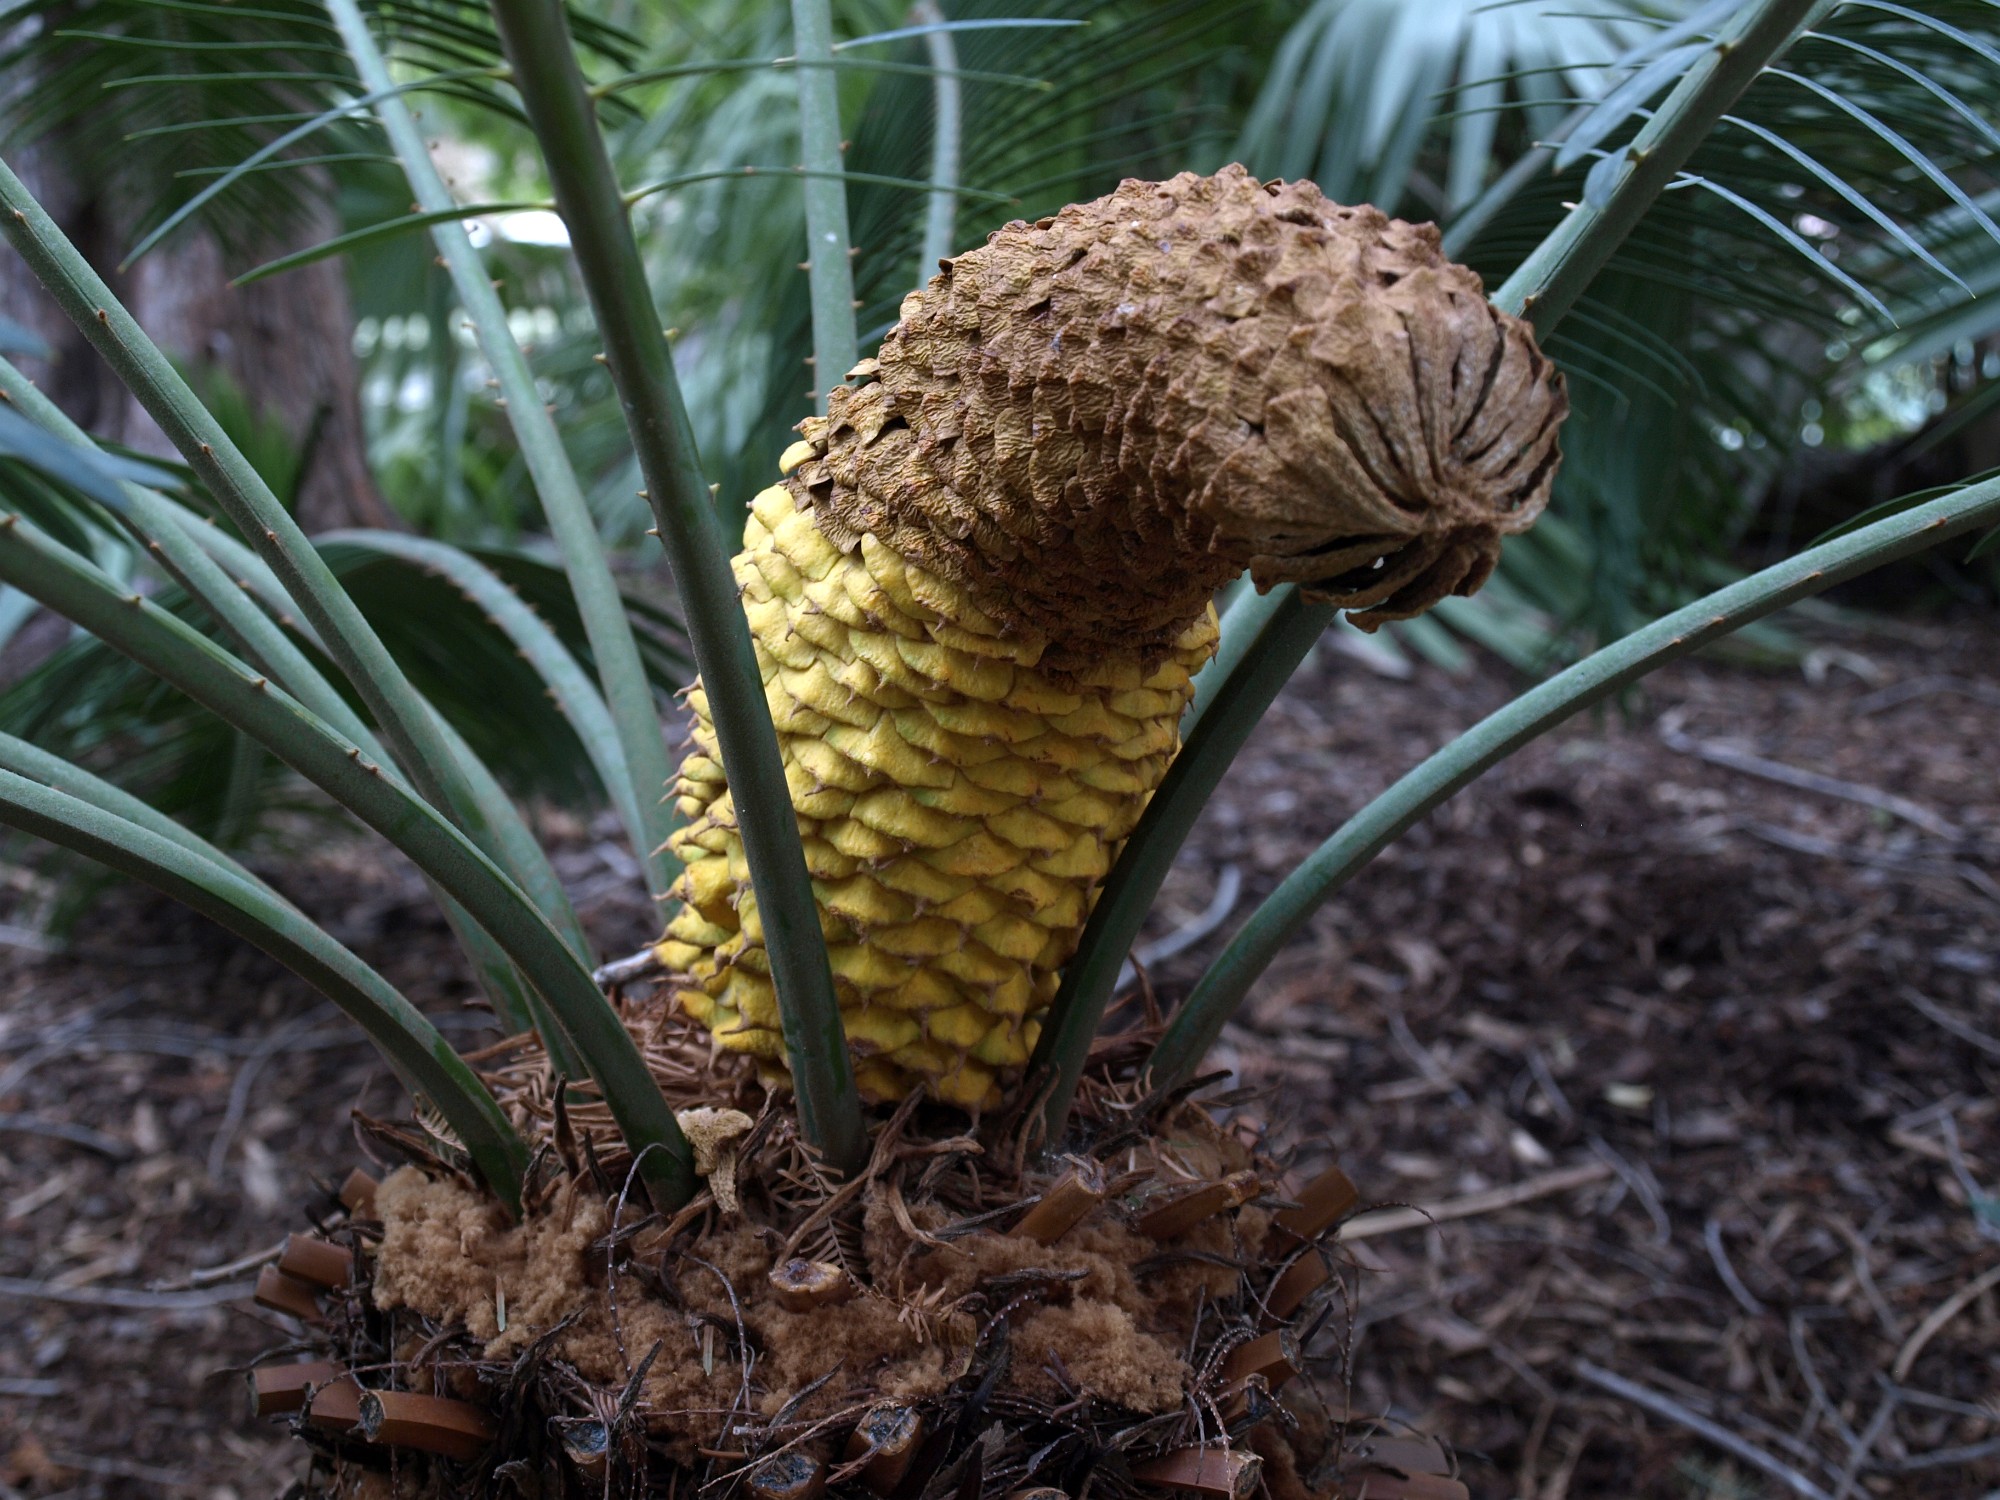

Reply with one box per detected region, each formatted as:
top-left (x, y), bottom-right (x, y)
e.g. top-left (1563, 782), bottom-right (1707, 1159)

top-left (247, 1021), bottom-right (1453, 1500)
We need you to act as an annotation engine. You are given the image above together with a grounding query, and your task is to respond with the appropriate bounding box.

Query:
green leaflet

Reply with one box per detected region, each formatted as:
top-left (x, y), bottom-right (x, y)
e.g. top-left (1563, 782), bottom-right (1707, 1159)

top-left (0, 764), bottom-right (529, 1212)
top-left (0, 511), bottom-right (696, 1210)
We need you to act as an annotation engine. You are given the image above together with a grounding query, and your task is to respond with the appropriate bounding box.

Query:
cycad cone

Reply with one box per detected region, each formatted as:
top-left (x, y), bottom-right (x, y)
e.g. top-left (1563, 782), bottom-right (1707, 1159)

top-left (653, 166), bottom-right (1566, 1110)
top-left (656, 460), bottom-right (1217, 1109)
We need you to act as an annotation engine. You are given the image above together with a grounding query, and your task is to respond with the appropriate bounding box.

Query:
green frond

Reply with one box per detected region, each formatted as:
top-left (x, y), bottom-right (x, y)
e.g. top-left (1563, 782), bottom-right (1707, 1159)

top-left (0, 503), bottom-right (695, 1208)
top-left (0, 762), bottom-right (530, 1209)
top-left (0, 0), bottom-right (637, 260)
top-left (1152, 469), bottom-right (2000, 1091)
top-left (487, 0), bottom-right (864, 1177)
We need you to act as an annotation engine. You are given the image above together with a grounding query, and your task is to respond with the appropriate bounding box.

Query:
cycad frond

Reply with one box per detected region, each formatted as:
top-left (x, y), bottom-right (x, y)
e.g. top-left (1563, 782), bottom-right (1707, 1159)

top-left (0, 0), bottom-right (636, 256)
top-left (0, 530), bottom-right (692, 846)
top-left (490, 0), bottom-right (1266, 536)
top-left (1242, 0), bottom-right (2000, 643)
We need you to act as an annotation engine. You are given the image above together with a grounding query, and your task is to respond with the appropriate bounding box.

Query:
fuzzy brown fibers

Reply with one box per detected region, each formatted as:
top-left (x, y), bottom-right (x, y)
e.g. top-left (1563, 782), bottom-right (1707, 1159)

top-left (369, 1167), bottom-right (1254, 1464)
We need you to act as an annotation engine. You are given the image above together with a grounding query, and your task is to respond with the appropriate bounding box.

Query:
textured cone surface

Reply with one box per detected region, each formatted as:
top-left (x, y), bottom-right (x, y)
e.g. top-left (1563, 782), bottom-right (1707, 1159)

top-left (659, 166), bottom-right (1565, 1099)
top-left (791, 163), bottom-right (1567, 665)
top-left (661, 476), bottom-right (1215, 1106)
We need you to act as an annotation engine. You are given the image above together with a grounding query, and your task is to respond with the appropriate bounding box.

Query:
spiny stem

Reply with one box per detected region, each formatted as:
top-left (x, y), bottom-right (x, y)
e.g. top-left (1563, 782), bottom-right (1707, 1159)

top-left (0, 151), bottom-right (594, 967)
top-left (913, 0), bottom-right (961, 275)
top-left (0, 512), bottom-right (694, 1210)
top-left (791, 0), bottom-right (859, 411)
top-left (485, 0), bottom-right (867, 1176)
top-left (1035, 0), bottom-right (1823, 1143)
top-left (0, 354), bottom-right (549, 1040)
top-left (1495, 0), bottom-right (1823, 335)
top-left (324, 0), bottom-right (684, 907)
top-left (1025, 588), bottom-right (1331, 1144)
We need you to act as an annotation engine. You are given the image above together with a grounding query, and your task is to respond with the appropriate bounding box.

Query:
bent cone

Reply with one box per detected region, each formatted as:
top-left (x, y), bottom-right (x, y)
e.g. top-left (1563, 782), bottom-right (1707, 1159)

top-left (656, 165), bottom-right (1566, 1105)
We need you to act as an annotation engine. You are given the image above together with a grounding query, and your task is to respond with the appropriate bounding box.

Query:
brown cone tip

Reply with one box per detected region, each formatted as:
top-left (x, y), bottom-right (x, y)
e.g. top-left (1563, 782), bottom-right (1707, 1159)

top-left (788, 163), bottom-right (1566, 668)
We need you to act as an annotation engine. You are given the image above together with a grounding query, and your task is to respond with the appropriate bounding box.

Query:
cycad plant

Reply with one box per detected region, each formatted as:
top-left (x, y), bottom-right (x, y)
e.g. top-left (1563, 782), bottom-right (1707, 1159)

top-left (0, 0), bottom-right (1997, 1493)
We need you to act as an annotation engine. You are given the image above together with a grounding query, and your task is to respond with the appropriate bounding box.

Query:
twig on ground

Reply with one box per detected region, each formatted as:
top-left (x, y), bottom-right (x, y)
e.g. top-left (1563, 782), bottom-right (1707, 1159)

top-left (1488, 1336), bottom-right (1561, 1404)
top-left (1387, 1010), bottom-right (1464, 1093)
top-left (1705, 1217), bottom-right (1767, 1318)
top-left (1879, 1436), bottom-right (2000, 1472)
top-left (0, 1274), bottom-right (251, 1309)
top-left (0, 922), bottom-right (56, 952)
top-left (1348, 1286), bottom-right (1444, 1336)
top-left (1939, 1112), bottom-right (2000, 1244)
top-left (1657, 714), bottom-right (1960, 838)
top-left (1572, 1359), bottom-right (1835, 1500)
top-left (1890, 1261), bottom-right (2000, 1381)
top-left (1788, 1313), bottom-right (1860, 1450)
top-left (1541, 1421), bottom-right (1595, 1500)
top-left (1829, 1216), bottom-right (1903, 1340)
top-left (0, 993), bottom-right (143, 1097)
top-left (1853, 673), bottom-right (2000, 715)
top-left (45, 1451), bottom-right (194, 1486)
top-left (1881, 1380), bottom-right (1998, 1423)
top-left (1828, 1390), bottom-right (1895, 1500)
top-left (1517, 1396), bottom-right (1556, 1497)
top-left (1887, 1094), bottom-right (1979, 1135)
top-left (1340, 1162), bottom-right (1613, 1241)
top-left (1904, 989), bottom-right (2000, 1061)
top-left (1739, 820), bottom-right (2000, 905)
top-left (1589, 1136), bottom-right (1671, 1248)
top-left (1526, 1046), bottom-right (1575, 1125)
top-left (148, 1238), bottom-right (286, 1292)
top-left (1116, 864), bottom-right (1243, 993)
top-left (4, 1009), bottom-right (496, 1068)
top-left (0, 1112), bottom-right (132, 1159)
top-left (207, 1008), bottom-right (331, 1180)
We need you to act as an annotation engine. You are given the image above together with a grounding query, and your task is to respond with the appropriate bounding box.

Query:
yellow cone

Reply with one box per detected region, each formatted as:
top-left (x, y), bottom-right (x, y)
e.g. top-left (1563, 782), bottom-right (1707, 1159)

top-left (654, 166), bottom-right (1566, 1109)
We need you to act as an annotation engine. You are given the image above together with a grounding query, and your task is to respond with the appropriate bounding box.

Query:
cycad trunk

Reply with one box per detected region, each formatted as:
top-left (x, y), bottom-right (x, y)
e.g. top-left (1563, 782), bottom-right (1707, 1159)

top-left (267, 1022), bottom-right (1410, 1499)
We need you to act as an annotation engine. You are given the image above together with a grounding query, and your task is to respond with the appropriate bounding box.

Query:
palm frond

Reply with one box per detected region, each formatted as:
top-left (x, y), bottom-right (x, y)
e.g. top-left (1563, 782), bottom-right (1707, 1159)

top-left (0, 0), bottom-right (636, 257)
top-left (1243, 0), bottom-right (2000, 645)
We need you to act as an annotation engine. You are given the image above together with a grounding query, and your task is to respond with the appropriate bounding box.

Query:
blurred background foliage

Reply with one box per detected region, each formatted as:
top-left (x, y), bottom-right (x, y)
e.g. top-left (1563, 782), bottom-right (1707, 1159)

top-left (0, 0), bottom-right (1996, 876)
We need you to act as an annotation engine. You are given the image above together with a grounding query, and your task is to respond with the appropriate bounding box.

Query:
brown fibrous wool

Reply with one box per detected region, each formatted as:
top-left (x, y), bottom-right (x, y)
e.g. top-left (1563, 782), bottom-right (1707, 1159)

top-left (259, 1026), bottom-right (1404, 1497)
top-left (366, 1146), bottom-right (1263, 1466)
top-left (788, 163), bottom-right (1566, 671)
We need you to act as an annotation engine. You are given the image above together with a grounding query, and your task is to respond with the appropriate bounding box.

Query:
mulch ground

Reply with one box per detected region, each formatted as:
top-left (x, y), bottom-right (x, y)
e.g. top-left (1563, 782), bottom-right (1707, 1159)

top-left (1, 610), bottom-right (1995, 1499)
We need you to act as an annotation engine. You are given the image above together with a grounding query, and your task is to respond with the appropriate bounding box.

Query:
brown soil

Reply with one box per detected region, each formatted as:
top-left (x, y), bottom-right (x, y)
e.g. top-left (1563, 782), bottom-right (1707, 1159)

top-left (2, 612), bottom-right (1996, 1497)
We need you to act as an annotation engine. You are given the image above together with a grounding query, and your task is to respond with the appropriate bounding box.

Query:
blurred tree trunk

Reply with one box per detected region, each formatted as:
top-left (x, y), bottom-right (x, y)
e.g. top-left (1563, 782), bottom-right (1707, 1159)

top-left (0, 127), bottom-right (398, 533)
